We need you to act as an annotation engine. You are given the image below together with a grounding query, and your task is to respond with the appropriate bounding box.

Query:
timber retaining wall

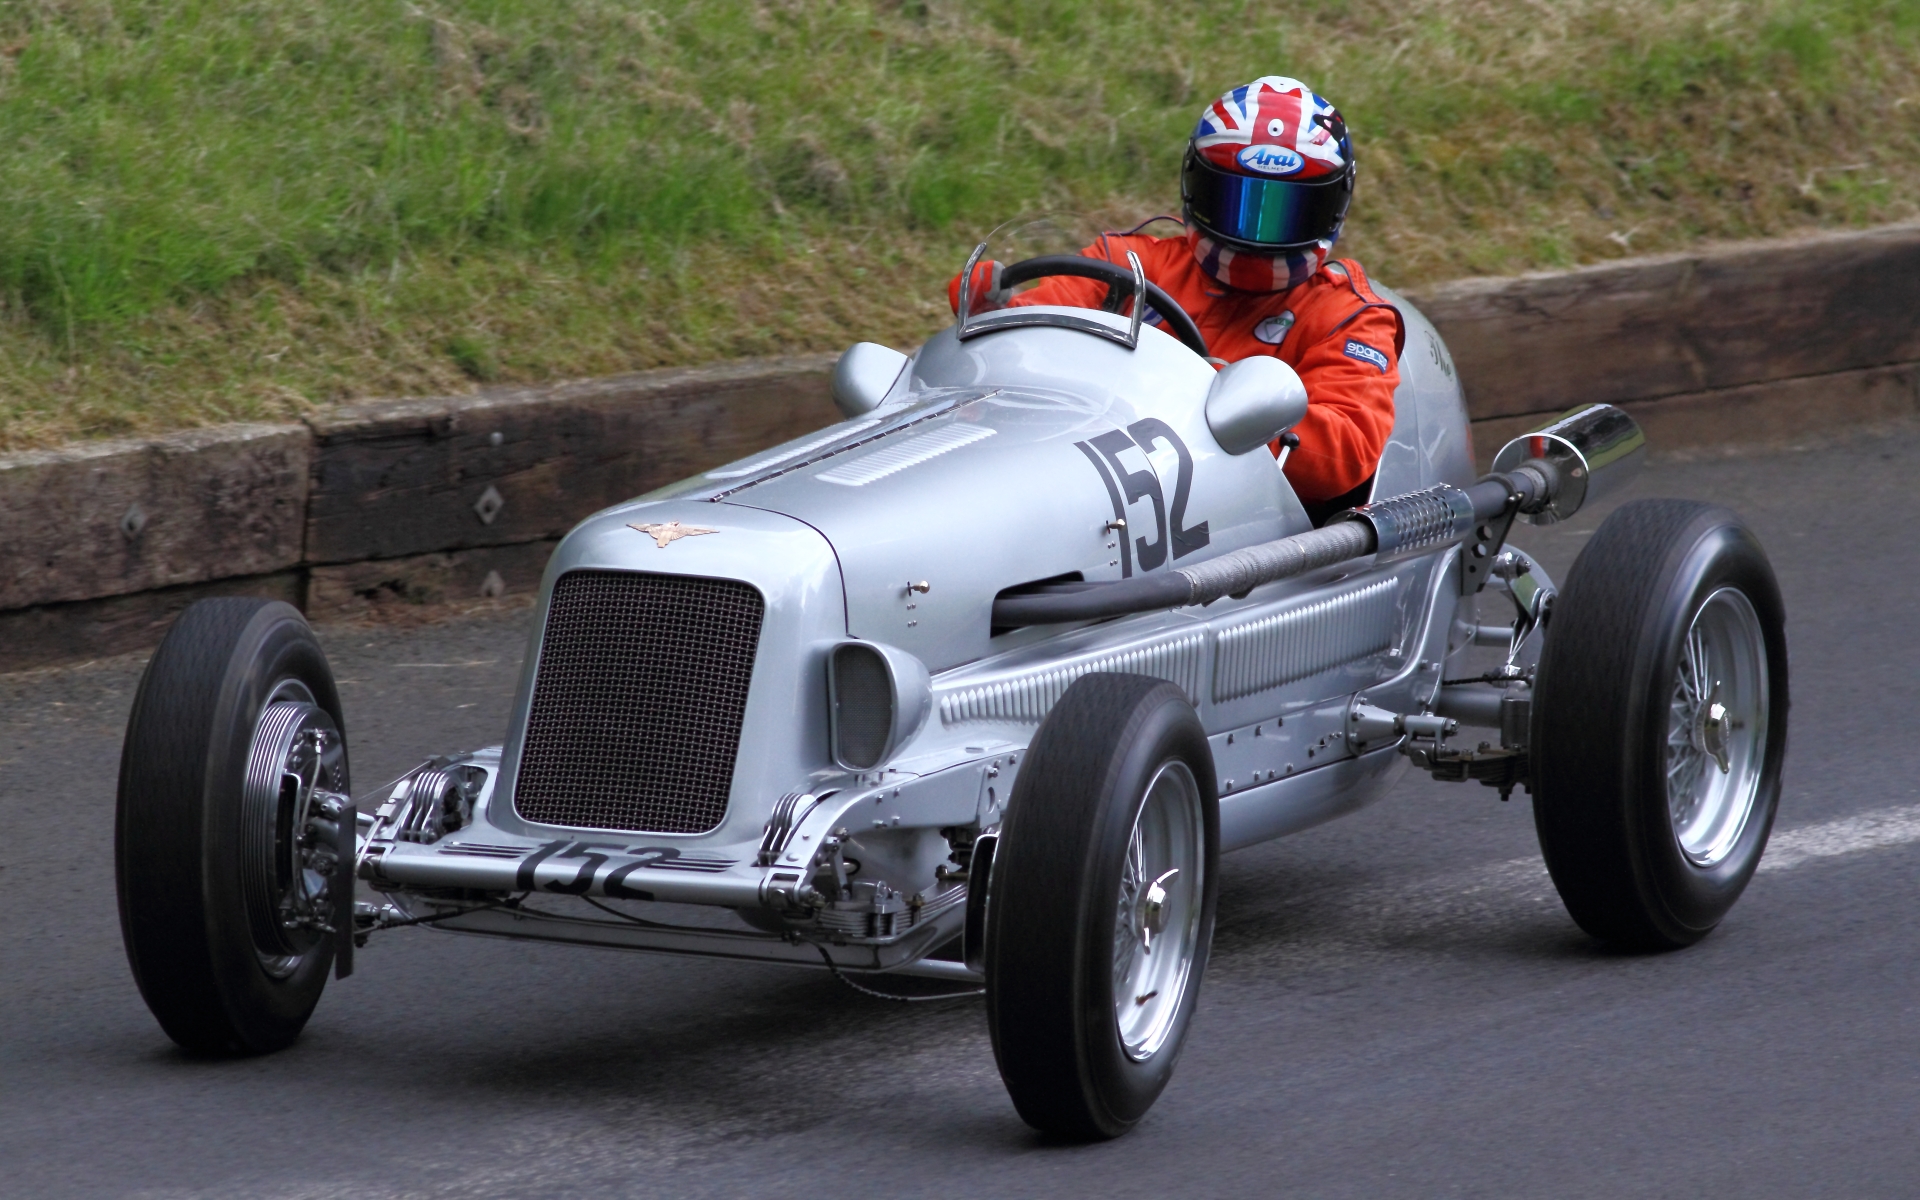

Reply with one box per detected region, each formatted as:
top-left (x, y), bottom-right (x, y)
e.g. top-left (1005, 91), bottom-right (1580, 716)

top-left (4, 223), bottom-right (1917, 671)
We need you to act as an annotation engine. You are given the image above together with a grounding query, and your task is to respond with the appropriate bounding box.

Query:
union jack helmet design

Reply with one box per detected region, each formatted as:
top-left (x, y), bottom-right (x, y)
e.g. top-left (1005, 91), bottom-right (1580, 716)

top-left (1182, 76), bottom-right (1354, 260)
top-left (1192, 76), bottom-right (1350, 180)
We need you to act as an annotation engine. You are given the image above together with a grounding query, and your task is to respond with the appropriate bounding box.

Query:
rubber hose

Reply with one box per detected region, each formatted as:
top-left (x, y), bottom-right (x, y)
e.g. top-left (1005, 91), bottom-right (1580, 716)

top-left (991, 520), bottom-right (1376, 626)
top-left (991, 571), bottom-right (1194, 626)
top-left (1173, 519), bottom-right (1375, 606)
top-left (990, 470), bottom-right (1548, 628)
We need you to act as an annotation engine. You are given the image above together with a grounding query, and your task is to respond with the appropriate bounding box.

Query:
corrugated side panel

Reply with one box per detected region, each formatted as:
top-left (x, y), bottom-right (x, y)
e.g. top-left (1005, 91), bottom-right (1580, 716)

top-left (938, 629), bottom-right (1207, 726)
top-left (1212, 578), bottom-right (1400, 703)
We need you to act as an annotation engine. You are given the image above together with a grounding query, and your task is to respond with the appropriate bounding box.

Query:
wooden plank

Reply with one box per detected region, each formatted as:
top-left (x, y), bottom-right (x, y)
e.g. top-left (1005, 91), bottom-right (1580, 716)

top-left (1468, 362), bottom-right (1920, 471)
top-left (1409, 222), bottom-right (1920, 421)
top-left (0, 424), bottom-right (309, 610)
top-left (0, 570), bottom-right (304, 674)
top-left (8, 221), bottom-right (1920, 671)
top-left (304, 354), bottom-right (840, 565)
top-left (307, 540), bottom-right (557, 616)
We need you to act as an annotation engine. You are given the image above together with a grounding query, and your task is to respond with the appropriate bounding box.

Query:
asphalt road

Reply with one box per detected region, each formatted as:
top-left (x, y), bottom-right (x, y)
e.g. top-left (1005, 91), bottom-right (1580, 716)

top-left (4, 427), bottom-right (1919, 1198)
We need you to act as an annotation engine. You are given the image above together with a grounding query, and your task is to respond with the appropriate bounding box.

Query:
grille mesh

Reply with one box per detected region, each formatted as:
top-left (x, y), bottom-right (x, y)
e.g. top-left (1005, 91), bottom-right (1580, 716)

top-left (514, 570), bottom-right (764, 833)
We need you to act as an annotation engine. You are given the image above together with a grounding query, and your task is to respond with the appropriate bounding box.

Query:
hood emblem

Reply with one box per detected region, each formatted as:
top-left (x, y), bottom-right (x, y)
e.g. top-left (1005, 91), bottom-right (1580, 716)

top-left (628, 521), bottom-right (719, 548)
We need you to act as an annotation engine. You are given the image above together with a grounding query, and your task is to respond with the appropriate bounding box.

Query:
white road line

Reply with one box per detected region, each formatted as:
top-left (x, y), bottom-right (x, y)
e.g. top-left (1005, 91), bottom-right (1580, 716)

top-left (1466, 801), bottom-right (1920, 891)
top-left (1758, 802), bottom-right (1920, 872)
top-left (1470, 801), bottom-right (1920, 888)
top-left (1213, 802), bottom-right (1920, 968)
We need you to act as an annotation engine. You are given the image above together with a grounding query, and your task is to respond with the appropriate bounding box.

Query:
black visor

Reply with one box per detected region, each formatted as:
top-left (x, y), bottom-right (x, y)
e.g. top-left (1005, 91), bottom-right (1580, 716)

top-left (1181, 147), bottom-right (1353, 252)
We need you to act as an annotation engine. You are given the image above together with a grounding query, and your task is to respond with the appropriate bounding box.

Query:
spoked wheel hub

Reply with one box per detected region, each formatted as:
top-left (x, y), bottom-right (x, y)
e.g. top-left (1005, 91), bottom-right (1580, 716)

top-left (1665, 587), bottom-right (1768, 868)
top-left (241, 684), bottom-right (350, 978)
top-left (1112, 761), bottom-right (1205, 1062)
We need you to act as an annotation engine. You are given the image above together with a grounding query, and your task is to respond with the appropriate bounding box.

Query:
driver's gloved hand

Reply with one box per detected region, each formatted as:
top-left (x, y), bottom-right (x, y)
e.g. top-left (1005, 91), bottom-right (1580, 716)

top-left (947, 259), bottom-right (1011, 315)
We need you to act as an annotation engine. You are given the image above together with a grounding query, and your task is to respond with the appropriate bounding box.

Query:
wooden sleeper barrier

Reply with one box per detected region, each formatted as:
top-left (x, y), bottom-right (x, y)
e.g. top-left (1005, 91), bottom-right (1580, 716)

top-left (4, 223), bottom-right (1918, 671)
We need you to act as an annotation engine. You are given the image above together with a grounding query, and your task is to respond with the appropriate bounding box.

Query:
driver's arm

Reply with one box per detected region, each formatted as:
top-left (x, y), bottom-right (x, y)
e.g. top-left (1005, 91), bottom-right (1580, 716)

top-left (1275, 301), bottom-right (1402, 503)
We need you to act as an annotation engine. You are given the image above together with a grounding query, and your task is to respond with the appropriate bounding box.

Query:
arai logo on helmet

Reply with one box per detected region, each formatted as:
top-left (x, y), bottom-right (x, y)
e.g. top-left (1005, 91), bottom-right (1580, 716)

top-left (1236, 144), bottom-right (1304, 175)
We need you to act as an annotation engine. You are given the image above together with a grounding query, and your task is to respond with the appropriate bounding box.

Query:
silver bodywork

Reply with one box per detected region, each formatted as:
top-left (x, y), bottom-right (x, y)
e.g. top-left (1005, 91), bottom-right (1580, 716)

top-left (359, 290), bottom-right (1527, 976)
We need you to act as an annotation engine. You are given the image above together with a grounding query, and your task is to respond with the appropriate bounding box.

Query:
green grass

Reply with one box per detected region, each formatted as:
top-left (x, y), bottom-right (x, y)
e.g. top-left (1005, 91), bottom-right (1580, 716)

top-left (1, 0), bottom-right (1917, 449)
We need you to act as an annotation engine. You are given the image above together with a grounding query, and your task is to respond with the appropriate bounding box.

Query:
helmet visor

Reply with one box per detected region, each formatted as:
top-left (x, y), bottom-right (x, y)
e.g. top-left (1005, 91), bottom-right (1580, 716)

top-left (1182, 150), bottom-right (1352, 250)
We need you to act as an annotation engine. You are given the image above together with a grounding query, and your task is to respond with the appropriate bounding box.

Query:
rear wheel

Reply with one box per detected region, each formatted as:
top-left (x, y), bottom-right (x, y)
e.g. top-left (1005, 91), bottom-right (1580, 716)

top-left (1531, 500), bottom-right (1788, 949)
top-left (116, 598), bottom-right (351, 1054)
top-left (984, 673), bottom-right (1219, 1139)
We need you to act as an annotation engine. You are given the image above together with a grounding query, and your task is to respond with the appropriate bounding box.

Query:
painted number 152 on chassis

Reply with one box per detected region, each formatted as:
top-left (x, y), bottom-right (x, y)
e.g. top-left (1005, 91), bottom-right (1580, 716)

top-left (115, 242), bottom-right (1788, 1140)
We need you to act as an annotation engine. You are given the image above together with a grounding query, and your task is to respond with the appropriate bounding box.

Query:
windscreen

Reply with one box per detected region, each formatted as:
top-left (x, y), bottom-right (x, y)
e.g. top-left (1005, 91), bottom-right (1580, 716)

top-left (955, 214), bottom-right (1162, 350)
top-left (959, 214), bottom-right (1130, 312)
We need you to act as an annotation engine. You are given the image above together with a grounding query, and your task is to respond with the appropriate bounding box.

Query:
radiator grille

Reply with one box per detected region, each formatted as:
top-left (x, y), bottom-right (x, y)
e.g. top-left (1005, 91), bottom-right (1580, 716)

top-left (514, 570), bottom-right (764, 833)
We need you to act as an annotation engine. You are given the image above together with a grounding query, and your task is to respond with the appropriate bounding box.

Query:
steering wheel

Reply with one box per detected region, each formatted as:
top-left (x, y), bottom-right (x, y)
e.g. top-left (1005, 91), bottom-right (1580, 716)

top-left (996, 255), bottom-right (1210, 359)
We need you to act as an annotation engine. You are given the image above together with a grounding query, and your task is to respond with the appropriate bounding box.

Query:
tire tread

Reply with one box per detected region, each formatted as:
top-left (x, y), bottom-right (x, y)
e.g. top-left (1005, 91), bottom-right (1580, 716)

top-left (1532, 499), bottom-right (1787, 948)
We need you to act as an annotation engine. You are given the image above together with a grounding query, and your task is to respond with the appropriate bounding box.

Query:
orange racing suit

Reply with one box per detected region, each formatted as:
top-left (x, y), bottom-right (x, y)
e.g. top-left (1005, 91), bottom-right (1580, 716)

top-left (948, 232), bottom-right (1402, 507)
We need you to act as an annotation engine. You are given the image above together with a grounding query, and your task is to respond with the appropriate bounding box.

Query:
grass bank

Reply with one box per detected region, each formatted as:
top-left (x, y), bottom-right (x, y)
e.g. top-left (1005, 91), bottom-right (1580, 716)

top-left (1, 0), bottom-right (1917, 449)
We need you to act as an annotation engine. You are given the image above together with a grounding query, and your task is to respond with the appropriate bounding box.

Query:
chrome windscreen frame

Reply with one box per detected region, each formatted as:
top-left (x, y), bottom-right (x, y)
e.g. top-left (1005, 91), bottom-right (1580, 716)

top-left (955, 242), bottom-right (1148, 351)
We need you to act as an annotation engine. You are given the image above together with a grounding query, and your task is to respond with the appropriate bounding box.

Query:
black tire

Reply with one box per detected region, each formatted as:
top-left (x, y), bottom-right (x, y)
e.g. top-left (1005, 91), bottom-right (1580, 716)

top-left (116, 598), bottom-right (350, 1054)
top-left (1531, 500), bottom-right (1788, 950)
top-left (985, 673), bottom-right (1220, 1140)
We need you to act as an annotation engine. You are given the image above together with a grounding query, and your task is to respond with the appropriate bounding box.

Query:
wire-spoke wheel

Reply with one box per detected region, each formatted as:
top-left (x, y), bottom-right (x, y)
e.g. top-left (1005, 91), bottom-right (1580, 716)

top-left (1665, 589), bottom-right (1768, 867)
top-left (985, 673), bottom-right (1219, 1140)
top-left (117, 598), bottom-right (351, 1054)
top-left (1532, 500), bottom-right (1789, 950)
top-left (1112, 761), bottom-right (1204, 1063)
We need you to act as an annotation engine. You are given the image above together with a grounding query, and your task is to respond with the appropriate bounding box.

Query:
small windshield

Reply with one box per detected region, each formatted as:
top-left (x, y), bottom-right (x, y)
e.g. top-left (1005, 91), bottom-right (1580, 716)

top-left (960, 214), bottom-right (1132, 306)
top-left (968, 214), bottom-right (1104, 279)
top-left (956, 213), bottom-right (1162, 350)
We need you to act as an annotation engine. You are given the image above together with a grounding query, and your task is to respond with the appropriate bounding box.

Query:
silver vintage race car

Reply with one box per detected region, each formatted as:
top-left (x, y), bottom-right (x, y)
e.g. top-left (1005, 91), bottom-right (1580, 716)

top-left (115, 225), bottom-right (1789, 1140)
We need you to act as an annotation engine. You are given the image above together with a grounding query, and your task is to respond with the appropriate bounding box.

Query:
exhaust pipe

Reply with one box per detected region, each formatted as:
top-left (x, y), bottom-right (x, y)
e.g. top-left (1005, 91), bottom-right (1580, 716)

top-left (1488, 403), bottom-right (1646, 525)
top-left (992, 404), bottom-right (1644, 627)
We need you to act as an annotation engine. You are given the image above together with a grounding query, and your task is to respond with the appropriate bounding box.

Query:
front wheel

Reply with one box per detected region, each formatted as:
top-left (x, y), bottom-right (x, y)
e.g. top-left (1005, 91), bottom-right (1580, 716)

top-left (984, 673), bottom-right (1219, 1140)
top-left (1531, 500), bottom-right (1789, 949)
top-left (116, 598), bottom-right (352, 1054)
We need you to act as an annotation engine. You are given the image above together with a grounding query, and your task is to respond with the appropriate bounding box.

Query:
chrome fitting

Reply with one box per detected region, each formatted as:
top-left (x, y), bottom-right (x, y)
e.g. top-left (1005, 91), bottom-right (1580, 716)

top-left (1349, 700), bottom-right (1458, 749)
top-left (1490, 403), bottom-right (1647, 525)
top-left (1342, 484), bottom-right (1477, 562)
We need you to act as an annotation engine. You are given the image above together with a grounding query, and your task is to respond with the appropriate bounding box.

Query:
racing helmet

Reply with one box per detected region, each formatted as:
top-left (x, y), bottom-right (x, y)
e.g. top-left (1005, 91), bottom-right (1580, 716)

top-left (1181, 77), bottom-right (1354, 255)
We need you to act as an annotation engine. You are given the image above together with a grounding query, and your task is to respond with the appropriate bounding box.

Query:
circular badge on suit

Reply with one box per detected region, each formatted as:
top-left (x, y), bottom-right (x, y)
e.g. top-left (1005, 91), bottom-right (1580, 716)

top-left (1253, 311), bottom-right (1296, 345)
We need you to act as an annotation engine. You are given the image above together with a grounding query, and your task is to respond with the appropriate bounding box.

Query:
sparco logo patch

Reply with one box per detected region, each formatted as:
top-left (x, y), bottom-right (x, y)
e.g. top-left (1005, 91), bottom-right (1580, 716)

top-left (1343, 340), bottom-right (1389, 372)
top-left (1253, 311), bottom-right (1296, 345)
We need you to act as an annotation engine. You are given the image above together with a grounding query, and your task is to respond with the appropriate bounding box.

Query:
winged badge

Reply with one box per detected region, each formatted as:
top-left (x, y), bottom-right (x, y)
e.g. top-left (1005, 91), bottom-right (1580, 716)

top-left (628, 521), bottom-right (719, 548)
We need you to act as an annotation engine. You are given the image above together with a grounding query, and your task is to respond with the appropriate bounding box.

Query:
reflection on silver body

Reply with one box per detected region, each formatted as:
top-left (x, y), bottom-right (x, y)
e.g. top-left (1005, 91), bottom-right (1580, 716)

top-left (357, 277), bottom-right (1560, 979)
top-left (1205, 356), bottom-right (1310, 456)
top-left (831, 342), bottom-right (911, 418)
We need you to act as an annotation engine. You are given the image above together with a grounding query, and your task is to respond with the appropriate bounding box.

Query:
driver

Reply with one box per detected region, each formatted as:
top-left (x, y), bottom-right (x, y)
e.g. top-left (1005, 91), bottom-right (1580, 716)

top-left (949, 77), bottom-right (1400, 512)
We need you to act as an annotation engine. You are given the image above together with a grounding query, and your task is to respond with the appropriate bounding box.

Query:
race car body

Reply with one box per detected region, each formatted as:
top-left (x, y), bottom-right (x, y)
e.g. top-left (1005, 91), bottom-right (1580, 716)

top-left (115, 235), bottom-right (1787, 1141)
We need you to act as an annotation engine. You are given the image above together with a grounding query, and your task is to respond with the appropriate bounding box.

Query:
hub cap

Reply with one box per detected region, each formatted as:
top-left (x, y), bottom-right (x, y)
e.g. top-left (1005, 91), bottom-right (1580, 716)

top-left (1113, 761), bottom-right (1204, 1062)
top-left (241, 685), bottom-right (348, 977)
top-left (1666, 588), bottom-right (1768, 867)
